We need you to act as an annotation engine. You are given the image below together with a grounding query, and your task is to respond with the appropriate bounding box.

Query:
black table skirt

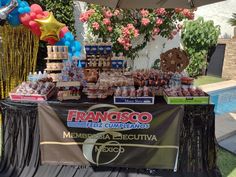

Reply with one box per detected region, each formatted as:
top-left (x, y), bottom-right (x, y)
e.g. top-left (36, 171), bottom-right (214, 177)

top-left (0, 99), bottom-right (222, 177)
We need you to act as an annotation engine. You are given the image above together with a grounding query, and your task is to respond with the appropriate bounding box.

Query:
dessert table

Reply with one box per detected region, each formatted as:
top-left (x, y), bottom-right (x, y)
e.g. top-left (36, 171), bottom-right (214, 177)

top-left (0, 98), bottom-right (222, 177)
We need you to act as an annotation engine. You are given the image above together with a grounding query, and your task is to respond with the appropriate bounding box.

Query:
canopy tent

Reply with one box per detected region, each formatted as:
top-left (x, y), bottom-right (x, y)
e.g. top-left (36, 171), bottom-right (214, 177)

top-left (76, 0), bottom-right (226, 9)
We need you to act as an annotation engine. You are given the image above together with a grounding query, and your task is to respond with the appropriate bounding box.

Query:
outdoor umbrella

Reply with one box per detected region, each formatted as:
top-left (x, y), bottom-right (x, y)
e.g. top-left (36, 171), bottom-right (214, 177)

top-left (76, 0), bottom-right (225, 9)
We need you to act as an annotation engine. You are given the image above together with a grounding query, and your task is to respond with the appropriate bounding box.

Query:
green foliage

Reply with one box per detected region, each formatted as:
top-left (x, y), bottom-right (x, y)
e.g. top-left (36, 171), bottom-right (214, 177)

top-left (228, 13), bottom-right (236, 26)
top-left (182, 17), bottom-right (220, 77)
top-left (186, 50), bottom-right (207, 77)
top-left (37, 0), bottom-right (75, 34)
top-left (82, 5), bottom-right (194, 59)
top-left (152, 58), bottom-right (161, 70)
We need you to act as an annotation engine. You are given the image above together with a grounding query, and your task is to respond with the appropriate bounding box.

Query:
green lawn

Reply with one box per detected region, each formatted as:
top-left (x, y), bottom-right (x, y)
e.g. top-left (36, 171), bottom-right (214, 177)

top-left (195, 76), bottom-right (236, 177)
top-left (217, 148), bottom-right (236, 177)
top-left (194, 75), bottom-right (225, 86)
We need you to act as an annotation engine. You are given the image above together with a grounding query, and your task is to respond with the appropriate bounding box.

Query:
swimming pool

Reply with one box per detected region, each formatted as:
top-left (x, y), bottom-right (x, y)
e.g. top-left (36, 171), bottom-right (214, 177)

top-left (208, 86), bottom-right (236, 115)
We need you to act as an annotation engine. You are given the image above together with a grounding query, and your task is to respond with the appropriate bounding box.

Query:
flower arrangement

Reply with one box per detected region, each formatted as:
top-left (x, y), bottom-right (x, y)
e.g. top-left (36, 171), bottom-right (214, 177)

top-left (80, 5), bottom-right (194, 59)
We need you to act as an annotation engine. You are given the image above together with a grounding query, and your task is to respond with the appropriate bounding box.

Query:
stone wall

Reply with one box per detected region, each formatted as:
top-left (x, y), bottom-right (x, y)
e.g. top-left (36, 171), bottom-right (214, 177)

top-left (219, 38), bottom-right (236, 80)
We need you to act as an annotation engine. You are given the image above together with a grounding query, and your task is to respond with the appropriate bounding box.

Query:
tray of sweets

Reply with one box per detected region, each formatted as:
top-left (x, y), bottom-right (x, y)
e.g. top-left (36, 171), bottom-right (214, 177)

top-left (163, 88), bottom-right (209, 105)
top-left (10, 83), bottom-right (55, 102)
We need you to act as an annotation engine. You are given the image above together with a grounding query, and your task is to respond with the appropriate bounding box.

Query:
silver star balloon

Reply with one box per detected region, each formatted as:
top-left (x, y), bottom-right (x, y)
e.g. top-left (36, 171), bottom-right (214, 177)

top-left (0, 0), bottom-right (18, 20)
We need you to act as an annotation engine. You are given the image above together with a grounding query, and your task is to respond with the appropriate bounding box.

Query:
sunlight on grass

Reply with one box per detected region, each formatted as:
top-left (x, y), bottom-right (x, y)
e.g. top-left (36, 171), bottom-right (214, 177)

top-left (217, 148), bottom-right (236, 177)
top-left (194, 76), bottom-right (224, 86)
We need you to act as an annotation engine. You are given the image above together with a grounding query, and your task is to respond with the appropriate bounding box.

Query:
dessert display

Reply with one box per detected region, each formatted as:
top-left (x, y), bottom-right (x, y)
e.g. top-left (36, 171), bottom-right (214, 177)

top-left (165, 87), bottom-right (206, 97)
top-left (46, 46), bottom-right (68, 59)
top-left (9, 43), bottom-right (209, 105)
top-left (85, 42), bottom-right (112, 55)
top-left (111, 53), bottom-right (127, 69)
top-left (181, 77), bottom-right (194, 85)
top-left (164, 87), bottom-right (209, 105)
top-left (84, 42), bottom-right (112, 71)
top-left (45, 45), bottom-right (68, 82)
top-left (56, 60), bottom-right (85, 101)
top-left (10, 73), bottom-right (55, 101)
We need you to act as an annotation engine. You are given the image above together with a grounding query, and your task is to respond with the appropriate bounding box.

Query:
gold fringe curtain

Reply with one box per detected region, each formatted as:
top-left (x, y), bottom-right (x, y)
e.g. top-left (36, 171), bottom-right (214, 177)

top-left (0, 25), bottom-right (39, 99)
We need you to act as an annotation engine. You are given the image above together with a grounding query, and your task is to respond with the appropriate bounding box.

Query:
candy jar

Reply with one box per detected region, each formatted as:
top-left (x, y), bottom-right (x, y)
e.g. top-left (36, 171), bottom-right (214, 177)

top-left (130, 87), bottom-right (136, 97)
top-left (143, 86), bottom-right (149, 97)
top-left (122, 87), bottom-right (128, 97)
top-left (137, 87), bottom-right (143, 97)
top-left (115, 87), bottom-right (122, 96)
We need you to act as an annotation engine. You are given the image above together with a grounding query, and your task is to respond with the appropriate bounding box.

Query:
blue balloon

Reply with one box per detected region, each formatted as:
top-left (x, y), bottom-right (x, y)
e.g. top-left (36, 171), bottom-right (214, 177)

top-left (18, 1), bottom-right (30, 14)
top-left (65, 41), bottom-right (71, 47)
top-left (68, 52), bottom-right (72, 60)
top-left (74, 51), bottom-right (81, 57)
top-left (55, 40), bottom-right (64, 46)
top-left (64, 32), bottom-right (74, 41)
top-left (18, 7), bottom-right (24, 14)
top-left (25, 6), bottom-right (30, 13)
top-left (7, 14), bottom-right (21, 26)
top-left (1, 0), bottom-right (11, 6)
top-left (10, 8), bottom-right (19, 15)
top-left (74, 41), bottom-right (81, 51)
top-left (19, 1), bottom-right (29, 7)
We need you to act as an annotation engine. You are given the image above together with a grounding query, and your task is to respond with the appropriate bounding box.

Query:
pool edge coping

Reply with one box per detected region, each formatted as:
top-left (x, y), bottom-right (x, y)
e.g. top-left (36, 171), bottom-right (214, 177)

top-left (199, 80), bottom-right (236, 93)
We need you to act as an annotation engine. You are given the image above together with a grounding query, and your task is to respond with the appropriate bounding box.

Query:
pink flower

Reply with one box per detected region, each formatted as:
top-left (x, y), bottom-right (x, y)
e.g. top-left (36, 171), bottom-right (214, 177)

top-left (155, 8), bottom-right (166, 15)
top-left (92, 22), bottom-right (100, 30)
top-left (107, 26), bottom-right (113, 32)
top-left (114, 9), bottom-right (120, 16)
top-left (87, 9), bottom-right (95, 16)
top-left (141, 18), bottom-right (150, 26)
top-left (104, 10), bottom-right (113, 18)
top-left (181, 9), bottom-right (194, 20)
top-left (152, 28), bottom-right (160, 35)
top-left (140, 9), bottom-right (149, 17)
top-left (79, 10), bottom-right (95, 23)
top-left (156, 18), bottom-right (163, 26)
top-left (127, 23), bottom-right (135, 30)
top-left (122, 27), bottom-right (131, 36)
top-left (103, 18), bottom-right (111, 25)
top-left (175, 8), bottom-right (183, 13)
top-left (118, 37), bottom-right (125, 45)
top-left (134, 29), bottom-right (139, 37)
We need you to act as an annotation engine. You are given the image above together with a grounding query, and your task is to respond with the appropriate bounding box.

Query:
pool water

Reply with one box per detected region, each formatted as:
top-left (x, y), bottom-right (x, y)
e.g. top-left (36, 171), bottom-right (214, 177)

top-left (209, 86), bottom-right (236, 115)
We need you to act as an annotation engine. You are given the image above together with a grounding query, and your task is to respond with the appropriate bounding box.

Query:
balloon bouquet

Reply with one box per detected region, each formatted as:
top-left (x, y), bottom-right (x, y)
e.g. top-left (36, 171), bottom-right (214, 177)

top-left (0, 0), bottom-right (82, 59)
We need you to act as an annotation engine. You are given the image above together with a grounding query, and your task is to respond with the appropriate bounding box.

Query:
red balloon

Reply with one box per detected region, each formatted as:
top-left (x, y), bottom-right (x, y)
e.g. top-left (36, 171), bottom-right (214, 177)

top-left (30, 4), bottom-right (43, 14)
top-left (36, 14), bottom-right (44, 19)
top-left (43, 11), bottom-right (49, 17)
top-left (30, 12), bottom-right (37, 19)
top-left (20, 14), bottom-right (31, 26)
top-left (29, 21), bottom-right (41, 36)
top-left (45, 37), bottom-right (58, 45)
top-left (59, 26), bottom-right (69, 38)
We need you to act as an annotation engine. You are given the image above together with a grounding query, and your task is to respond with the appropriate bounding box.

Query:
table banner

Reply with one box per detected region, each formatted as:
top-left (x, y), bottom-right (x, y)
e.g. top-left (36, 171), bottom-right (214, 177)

top-left (38, 103), bottom-right (183, 171)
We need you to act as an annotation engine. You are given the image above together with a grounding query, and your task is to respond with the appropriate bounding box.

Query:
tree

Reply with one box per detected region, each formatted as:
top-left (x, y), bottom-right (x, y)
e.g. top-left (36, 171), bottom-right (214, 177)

top-left (228, 13), bottom-right (236, 26)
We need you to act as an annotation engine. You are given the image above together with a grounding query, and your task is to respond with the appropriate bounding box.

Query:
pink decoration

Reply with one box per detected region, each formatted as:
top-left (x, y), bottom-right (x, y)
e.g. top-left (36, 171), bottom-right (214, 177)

top-left (59, 26), bottom-right (69, 38)
top-left (156, 18), bottom-right (163, 26)
top-left (30, 4), bottom-right (43, 14)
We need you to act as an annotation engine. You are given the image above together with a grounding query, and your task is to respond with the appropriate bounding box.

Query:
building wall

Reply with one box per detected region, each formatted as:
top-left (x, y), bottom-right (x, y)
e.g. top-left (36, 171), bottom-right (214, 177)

top-left (195, 0), bottom-right (236, 38)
